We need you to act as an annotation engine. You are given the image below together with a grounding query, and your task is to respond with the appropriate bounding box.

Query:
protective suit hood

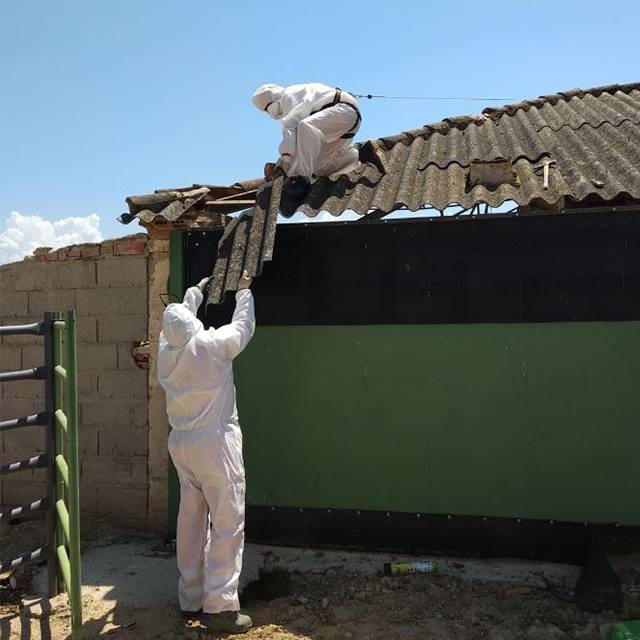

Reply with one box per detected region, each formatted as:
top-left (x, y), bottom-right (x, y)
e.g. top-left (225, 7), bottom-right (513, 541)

top-left (161, 302), bottom-right (202, 348)
top-left (252, 84), bottom-right (285, 119)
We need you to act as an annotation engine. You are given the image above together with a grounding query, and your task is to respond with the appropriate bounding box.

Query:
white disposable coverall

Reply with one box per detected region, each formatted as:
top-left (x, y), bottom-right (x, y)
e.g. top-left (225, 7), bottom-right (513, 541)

top-left (157, 286), bottom-right (255, 614)
top-left (251, 82), bottom-right (361, 178)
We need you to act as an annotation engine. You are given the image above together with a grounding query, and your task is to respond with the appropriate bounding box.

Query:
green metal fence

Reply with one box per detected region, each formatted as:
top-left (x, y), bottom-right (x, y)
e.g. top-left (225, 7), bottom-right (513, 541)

top-left (0, 310), bottom-right (82, 639)
top-left (53, 310), bottom-right (82, 638)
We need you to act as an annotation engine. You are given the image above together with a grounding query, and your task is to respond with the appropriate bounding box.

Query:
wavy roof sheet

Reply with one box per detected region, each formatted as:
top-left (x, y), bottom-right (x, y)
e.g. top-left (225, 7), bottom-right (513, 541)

top-left (206, 81), bottom-right (640, 304)
top-left (119, 82), bottom-right (640, 304)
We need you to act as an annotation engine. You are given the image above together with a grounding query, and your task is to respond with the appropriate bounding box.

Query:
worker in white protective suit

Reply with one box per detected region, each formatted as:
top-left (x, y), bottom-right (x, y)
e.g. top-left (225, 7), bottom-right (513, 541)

top-left (157, 272), bottom-right (255, 635)
top-left (252, 82), bottom-right (362, 198)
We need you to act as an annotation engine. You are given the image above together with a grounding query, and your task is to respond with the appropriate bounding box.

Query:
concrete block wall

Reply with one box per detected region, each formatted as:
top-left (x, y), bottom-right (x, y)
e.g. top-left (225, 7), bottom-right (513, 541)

top-left (0, 234), bottom-right (151, 528)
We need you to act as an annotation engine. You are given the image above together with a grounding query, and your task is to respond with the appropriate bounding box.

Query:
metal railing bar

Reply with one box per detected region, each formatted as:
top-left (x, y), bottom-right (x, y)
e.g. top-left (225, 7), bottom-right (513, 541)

top-left (55, 454), bottom-right (69, 487)
top-left (0, 498), bottom-right (48, 522)
top-left (54, 365), bottom-right (67, 379)
top-left (0, 412), bottom-right (48, 432)
top-left (54, 409), bottom-right (68, 435)
top-left (55, 499), bottom-right (71, 545)
top-left (0, 546), bottom-right (47, 572)
top-left (56, 544), bottom-right (72, 594)
top-left (0, 454), bottom-right (49, 476)
top-left (0, 366), bottom-right (46, 382)
top-left (0, 322), bottom-right (44, 336)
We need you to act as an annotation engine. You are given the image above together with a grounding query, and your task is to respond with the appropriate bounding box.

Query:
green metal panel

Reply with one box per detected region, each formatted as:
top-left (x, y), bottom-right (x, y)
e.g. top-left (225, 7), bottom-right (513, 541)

top-left (168, 230), bottom-right (186, 535)
top-left (234, 322), bottom-right (640, 526)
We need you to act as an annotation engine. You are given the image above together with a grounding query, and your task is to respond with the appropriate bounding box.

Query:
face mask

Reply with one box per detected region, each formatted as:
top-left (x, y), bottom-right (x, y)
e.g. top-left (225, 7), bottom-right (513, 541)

top-left (266, 101), bottom-right (283, 119)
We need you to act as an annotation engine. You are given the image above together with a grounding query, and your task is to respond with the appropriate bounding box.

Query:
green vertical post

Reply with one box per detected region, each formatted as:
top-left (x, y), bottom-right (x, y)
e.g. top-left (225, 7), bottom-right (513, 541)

top-left (53, 313), bottom-right (65, 595)
top-left (167, 230), bottom-right (186, 536)
top-left (65, 309), bottom-right (82, 639)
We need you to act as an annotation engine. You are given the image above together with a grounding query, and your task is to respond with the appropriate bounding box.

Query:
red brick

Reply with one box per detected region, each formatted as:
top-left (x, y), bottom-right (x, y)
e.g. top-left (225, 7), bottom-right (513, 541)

top-left (81, 244), bottom-right (101, 258)
top-left (67, 245), bottom-right (82, 258)
top-left (114, 237), bottom-right (147, 256)
top-left (100, 240), bottom-right (114, 255)
top-left (57, 248), bottom-right (68, 260)
top-left (44, 251), bottom-right (58, 261)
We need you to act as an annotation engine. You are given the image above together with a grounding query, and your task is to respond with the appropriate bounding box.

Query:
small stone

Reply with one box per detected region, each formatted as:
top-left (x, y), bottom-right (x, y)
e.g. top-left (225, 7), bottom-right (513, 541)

top-left (321, 597), bottom-right (329, 608)
top-left (506, 586), bottom-right (533, 596)
top-left (326, 569), bottom-right (337, 577)
top-left (333, 606), bottom-right (354, 623)
top-left (345, 633), bottom-right (353, 638)
top-left (296, 595), bottom-right (310, 605)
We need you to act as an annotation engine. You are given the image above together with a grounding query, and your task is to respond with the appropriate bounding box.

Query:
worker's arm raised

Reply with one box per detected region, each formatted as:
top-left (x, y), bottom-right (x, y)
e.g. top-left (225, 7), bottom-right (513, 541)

top-left (182, 284), bottom-right (205, 315)
top-left (210, 273), bottom-right (255, 360)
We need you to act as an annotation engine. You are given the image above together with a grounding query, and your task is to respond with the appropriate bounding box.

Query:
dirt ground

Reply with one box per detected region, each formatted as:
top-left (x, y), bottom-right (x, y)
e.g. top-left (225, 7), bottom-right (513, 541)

top-left (2, 519), bottom-right (640, 640)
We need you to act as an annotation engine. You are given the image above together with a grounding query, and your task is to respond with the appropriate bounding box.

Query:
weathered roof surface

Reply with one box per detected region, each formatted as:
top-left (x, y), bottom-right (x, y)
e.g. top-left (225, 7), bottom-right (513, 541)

top-left (119, 81), bottom-right (640, 303)
top-left (119, 179), bottom-right (266, 225)
top-left (205, 81), bottom-right (640, 304)
top-left (289, 81), bottom-right (640, 217)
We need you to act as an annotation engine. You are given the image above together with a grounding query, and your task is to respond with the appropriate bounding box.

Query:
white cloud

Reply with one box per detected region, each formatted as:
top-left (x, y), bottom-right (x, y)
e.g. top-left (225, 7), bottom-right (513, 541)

top-left (0, 211), bottom-right (103, 265)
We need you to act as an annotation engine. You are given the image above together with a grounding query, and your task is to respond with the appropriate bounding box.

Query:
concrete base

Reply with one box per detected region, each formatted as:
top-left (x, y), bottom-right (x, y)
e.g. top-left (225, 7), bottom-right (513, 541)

top-left (29, 540), bottom-right (580, 609)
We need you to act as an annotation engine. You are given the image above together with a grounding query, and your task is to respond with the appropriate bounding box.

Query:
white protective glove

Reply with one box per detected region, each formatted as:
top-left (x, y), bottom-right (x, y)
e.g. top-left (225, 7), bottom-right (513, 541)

top-left (277, 154), bottom-right (293, 174)
top-left (197, 277), bottom-right (210, 292)
top-left (238, 270), bottom-right (252, 290)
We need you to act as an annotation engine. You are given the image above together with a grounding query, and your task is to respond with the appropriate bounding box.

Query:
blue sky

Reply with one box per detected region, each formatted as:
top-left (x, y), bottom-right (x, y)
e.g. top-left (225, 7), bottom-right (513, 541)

top-left (1, 0), bottom-right (638, 259)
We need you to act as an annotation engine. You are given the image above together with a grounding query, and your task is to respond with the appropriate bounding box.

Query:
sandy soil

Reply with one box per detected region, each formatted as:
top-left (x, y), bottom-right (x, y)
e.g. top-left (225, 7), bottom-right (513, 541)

top-left (2, 519), bottom-right (639, 639)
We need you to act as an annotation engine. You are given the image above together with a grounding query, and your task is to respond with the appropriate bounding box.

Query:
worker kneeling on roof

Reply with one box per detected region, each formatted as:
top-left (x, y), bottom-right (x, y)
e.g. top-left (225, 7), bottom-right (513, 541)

top-left (158, 273), bottom-right (255, 635)
top-left (252, 82), bottom-right (362, 198)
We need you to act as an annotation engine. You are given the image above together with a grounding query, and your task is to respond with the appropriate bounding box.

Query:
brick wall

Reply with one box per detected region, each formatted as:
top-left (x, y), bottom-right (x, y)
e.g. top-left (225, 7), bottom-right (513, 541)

top-left (0, 234), bottom-right (151, 527)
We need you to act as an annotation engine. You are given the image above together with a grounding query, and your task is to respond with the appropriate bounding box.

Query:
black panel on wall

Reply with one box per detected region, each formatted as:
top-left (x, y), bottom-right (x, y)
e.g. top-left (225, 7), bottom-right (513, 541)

top-left (186, 211), bottom-right (640, 326)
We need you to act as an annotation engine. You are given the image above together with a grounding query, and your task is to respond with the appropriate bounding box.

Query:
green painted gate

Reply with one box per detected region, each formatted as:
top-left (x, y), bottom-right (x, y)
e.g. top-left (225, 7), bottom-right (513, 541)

top-left (168, 214), bottom-right (640, 539)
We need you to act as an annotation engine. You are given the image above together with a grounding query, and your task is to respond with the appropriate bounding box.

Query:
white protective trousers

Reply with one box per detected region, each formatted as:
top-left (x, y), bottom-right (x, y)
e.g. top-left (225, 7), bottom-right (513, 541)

top-left (280, 103), bottom-right (361, 177)
top-left (157, 287), bottom-right (255, 614)
top-left (168, 423), bottom-right (245, 613)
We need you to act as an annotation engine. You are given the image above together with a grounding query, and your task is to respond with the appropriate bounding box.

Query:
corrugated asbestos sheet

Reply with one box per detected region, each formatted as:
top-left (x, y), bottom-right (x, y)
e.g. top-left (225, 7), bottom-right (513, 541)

top-left (205, 81), bottom-right (640, 304)
top-left (120, 81), bottom-right (640, 304)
